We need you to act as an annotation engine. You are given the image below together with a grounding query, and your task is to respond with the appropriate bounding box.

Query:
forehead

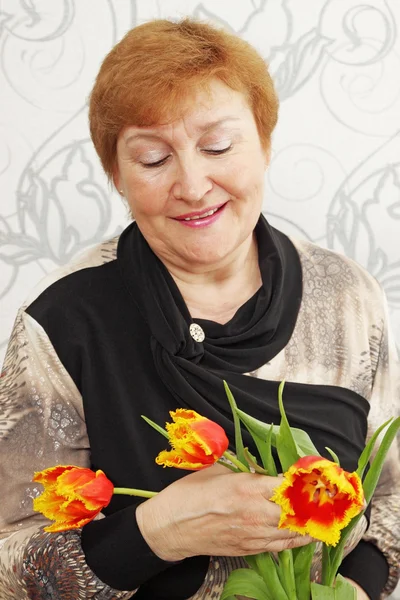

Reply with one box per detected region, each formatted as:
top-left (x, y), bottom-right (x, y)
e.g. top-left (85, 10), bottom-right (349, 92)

top-left (122, 79), bottom-right (254, 143)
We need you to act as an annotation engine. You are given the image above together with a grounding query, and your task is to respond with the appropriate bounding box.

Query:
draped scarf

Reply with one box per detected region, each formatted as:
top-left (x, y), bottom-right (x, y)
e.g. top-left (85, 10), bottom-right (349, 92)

top-left (93, 213), bottom-right (370, 599)
top-left (117, 214), bottom-right (369, 472)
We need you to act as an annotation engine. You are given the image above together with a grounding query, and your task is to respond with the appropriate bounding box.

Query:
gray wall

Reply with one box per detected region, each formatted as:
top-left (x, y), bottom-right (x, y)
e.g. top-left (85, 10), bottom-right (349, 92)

top-left (1, 0), bottom-right (400, 366)
top-left (0, 3), bottom-right (399, 596)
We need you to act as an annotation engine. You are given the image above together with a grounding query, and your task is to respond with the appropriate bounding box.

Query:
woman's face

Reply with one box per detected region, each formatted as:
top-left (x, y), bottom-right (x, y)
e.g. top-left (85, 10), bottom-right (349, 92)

top-left (114, 79), bottom-right (269, 272)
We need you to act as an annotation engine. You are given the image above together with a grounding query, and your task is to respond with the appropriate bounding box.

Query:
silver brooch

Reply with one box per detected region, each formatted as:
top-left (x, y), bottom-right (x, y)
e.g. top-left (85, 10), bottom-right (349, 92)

top-left (189, 323), bottom-right (205, 343)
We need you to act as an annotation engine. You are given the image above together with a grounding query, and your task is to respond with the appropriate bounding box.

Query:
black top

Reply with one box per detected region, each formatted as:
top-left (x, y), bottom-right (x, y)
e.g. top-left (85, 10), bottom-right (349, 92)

top-left (26, 215), bottom-right (388, 600)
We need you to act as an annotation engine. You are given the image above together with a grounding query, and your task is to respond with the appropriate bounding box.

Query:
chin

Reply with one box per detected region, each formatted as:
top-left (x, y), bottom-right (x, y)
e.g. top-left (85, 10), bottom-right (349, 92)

top-left (180, 243), bottom-right (235, 268)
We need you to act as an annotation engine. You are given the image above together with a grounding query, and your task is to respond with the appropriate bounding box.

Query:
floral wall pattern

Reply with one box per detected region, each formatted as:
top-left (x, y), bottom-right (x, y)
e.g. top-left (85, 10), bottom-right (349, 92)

top-left (1, 0), bottom-right (400, 370)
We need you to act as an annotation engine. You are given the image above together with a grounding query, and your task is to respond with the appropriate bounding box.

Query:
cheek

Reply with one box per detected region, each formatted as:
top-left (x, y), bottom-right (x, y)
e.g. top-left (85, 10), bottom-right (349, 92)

top-left (228, 164), bottom-right (265, 203)
top-left (127, 175), bottom-right (171, 219)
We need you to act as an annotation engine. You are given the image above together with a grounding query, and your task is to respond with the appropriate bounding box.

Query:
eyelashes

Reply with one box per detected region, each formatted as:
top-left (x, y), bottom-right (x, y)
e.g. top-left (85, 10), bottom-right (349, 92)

top-left (142, 156), bottom-right (170, 168)
top-left (141, 144), bottom-right (233, 169)
top-left (204, 144), bottom-right (232, 155)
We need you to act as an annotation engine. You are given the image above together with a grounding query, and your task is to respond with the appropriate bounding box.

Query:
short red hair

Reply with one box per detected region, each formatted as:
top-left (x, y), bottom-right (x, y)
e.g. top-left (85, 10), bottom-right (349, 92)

top-left (89, 18), bottom-right (279, 181)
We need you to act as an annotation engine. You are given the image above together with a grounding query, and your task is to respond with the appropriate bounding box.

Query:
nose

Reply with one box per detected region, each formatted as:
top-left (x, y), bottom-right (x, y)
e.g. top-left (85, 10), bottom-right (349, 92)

top-left (171, 156), bottom-right (213, 202)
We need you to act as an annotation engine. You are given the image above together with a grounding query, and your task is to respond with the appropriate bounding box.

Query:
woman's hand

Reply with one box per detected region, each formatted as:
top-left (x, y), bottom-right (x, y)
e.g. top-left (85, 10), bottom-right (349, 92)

top-left (136, 463), bottom-right (313, 562)
top-left (343, 578), bottom-right (370, 600)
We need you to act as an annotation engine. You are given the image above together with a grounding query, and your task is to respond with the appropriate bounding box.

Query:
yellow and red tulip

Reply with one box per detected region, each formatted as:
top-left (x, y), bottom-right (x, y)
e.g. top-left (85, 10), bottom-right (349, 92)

top-left (33, 465), bottom-right (114, 532)
top-left (156, 408), bottom-right (229, 470)
top-left (270, 455), bottom-right (364, 546)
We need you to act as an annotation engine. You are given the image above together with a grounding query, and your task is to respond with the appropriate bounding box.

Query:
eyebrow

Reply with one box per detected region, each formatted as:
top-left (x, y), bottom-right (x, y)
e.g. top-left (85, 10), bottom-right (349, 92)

top-left (124, 117), bottom-right (242, 145)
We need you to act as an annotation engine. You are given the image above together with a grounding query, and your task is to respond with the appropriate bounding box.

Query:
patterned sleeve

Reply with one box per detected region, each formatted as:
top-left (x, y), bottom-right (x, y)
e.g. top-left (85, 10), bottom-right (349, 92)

top-left (0, 309), bottom-right (135, 599)
top-left (363, 288), bottom-right (400, 598)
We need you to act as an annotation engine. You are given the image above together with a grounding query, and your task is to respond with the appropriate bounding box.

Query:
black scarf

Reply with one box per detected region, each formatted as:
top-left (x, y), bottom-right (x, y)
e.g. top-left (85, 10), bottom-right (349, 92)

top-left (116, 214), bottom-right (369, 470)
top-left (85, 214), bottom-right (370, 599)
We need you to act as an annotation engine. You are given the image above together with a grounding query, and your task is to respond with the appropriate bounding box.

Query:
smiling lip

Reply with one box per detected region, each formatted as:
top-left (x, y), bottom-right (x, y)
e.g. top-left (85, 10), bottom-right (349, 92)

top-left (174, 202), bottom-right (228, 229)
top-left (172, 202), bottom-right (228, 228)
top-left (173, 202), bottom-right (227, 221)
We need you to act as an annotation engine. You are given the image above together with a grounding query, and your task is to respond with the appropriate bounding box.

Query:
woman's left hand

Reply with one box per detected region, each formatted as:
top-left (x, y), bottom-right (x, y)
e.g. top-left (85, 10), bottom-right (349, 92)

top-left (343, 578), bottom-right (370, 600)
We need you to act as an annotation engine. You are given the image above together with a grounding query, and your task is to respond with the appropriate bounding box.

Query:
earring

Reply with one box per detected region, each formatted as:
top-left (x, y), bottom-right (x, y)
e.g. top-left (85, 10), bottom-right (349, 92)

top-left (119, 190), bottom-right (124, 196)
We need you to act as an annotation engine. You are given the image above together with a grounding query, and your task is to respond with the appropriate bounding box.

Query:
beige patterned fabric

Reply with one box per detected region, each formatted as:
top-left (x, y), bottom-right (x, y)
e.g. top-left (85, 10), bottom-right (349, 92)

top-left (0, 235), bottom-right (399, 599)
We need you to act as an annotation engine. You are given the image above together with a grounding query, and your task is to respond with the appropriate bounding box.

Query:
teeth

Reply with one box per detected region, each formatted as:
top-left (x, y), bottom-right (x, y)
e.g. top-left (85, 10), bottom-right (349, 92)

top-left (183, 207), bottom-right (219, 221)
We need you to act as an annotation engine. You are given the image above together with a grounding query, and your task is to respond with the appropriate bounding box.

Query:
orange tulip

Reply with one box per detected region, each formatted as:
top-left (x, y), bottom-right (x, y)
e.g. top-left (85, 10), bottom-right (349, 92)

top-left (270, 455), bottom-right (364, 546)
top-left (156, 409), bottom-right (229, 470)
top-left (33, 465), bottom-right (114, 532)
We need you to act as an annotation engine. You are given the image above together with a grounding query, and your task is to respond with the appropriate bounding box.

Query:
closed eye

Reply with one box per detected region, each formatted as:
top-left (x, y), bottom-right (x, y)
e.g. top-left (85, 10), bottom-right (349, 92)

top-left (141, 144), bottom-right (232, 168)
top-left (142, 156), bottom-right (170, 168)
top-left (204, 145), bottom-right (232, 155)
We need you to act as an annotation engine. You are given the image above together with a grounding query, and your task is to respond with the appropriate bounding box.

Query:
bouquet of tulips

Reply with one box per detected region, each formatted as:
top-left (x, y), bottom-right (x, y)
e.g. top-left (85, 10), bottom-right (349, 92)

top-left (33, 382), bottom-right (400, 600)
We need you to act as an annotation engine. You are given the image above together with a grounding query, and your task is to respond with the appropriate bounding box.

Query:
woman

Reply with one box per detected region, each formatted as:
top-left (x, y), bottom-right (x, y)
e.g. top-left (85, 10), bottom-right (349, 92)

top-left (0, 18), bottom-right (399, 600)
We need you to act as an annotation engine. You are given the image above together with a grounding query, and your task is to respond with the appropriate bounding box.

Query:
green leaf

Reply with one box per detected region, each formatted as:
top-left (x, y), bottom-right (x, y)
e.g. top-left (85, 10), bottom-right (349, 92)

top-left (263, 424), bottom-right (278, 476)
top-left (246, 552), bottom-right (288, 599)
top-left (324, 513), bottom-right (361, 587)
top-left (245, 554), bottom-right (262, 577)
top-left (223, 381), bottom-right (249, 468)
top-left (290, 427), bottom-right (320, 457)
top-left (245, 426), bottom-right (278, 476)
top-left (326, 416), bottom-right (400, 585)
top-left (312, 575), bottom-right (356, 599)
top-left (356, 417), bottom-right (393, 478)
top-left (362, 416), bottom-right (400, 504)
top-left (276, 381), bottom-right (301, 472)
top-left (236, 410), bottom-right (320, 459)
top-left (141, 415), bottom-right (169, 439)
top-left (293, 542), bottom-right (316, 600)
top-left (311, 582), bottom-right (335, 599)
top-left (321, 543), bottom-right (331, 585)
top-left (325, 447), bottom-right (340, 466)
top-left (220, 568), bottom-right (274, 600)
top-left (277, 550), bottom-right (297, 600)
top-left (223, 450), bottom-right (250, 473)
top-left (236, 408), bottom-right (277, 440)
top-left (216, 459), bottom-right (240, 473)
top-left (244, 448), bottom-right (270, 475)
top-left (334, 574), bottom-right (356, 599)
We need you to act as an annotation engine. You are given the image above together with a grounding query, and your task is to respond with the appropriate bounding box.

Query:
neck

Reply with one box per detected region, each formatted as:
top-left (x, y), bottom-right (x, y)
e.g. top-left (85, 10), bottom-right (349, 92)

top-left (164, 233), bottom-right (262, 324)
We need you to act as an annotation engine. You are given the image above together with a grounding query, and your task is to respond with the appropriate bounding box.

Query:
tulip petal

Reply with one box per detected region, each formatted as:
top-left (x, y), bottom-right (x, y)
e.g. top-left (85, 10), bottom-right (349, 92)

top-left (33, 465), bottom-right (114, 532)
top-left (156, 448), bottom-right (216, 470)
top-left (33, 465), bottom-right (76, 486)
top-left (191, 419), bottom-right (230, 457)
top-left (157, 409), bottom-right (229, 470)
top-left (33, 489), bottom-right (68, 521)
top-left (57, 468), bottom-right (114, 509)
top-left (271, 456), bottom-right (364, 546)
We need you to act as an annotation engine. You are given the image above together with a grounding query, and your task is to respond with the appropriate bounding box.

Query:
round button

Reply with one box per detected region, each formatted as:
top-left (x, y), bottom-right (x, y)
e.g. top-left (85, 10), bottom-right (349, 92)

top-left (189, 323), bottom-right (205, 343)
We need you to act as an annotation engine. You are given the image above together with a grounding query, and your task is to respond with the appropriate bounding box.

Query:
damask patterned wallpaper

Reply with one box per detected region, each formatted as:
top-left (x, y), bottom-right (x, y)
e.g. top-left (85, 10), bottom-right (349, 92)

top-left (1, 0), bottom-right (400, 370)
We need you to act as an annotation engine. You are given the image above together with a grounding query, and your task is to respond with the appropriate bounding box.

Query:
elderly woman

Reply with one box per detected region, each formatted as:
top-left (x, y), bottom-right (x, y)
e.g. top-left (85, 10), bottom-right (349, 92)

top-left (0, 18), bottom-right (399, 600)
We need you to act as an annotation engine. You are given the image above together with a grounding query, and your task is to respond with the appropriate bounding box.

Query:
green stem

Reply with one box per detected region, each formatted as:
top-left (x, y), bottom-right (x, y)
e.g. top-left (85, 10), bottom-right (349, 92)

top-left (222, 450), bottom-right (250, 472)
top-left (321, 544), bottom-right (333, 586)
top-left (325, 546), bottom-right (344, 587)
top-left (278, 550), bottom-right (297, 600)
top-left (217, 459), bottom-right (240, 472)
top-left (113, 487), bottom-right (157, 498)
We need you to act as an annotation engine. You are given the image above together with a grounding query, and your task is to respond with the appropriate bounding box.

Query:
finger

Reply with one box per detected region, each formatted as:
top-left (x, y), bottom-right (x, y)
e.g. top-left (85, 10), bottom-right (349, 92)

top-left (186, 462), bottom-right (229, 481)
top-left (209, 462), bottom-right (232, 475)
top-left (259, 475), bottom-right (285, 497)
top-left (278, 533), bottom-right (314, 550)
top-left (261, 525), bottom-right (310, 543)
